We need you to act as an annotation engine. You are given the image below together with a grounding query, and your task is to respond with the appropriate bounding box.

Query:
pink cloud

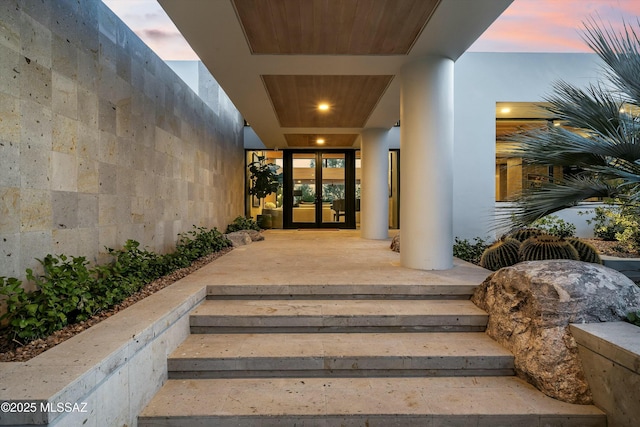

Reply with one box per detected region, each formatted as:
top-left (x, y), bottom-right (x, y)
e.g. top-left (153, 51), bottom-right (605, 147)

top-left (102, 0), bottom-right (199, 60)
top-left (103, 0), bottom-right (640, 57)
top-left (470, 0), bottom-right (640, 52)
top-left (140, 28), bottom-right (179, 41)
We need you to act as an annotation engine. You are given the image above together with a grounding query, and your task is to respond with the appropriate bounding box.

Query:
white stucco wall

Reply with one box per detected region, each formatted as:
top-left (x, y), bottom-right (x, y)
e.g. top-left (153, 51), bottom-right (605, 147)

top-left (452, 52), bottom-right (604, 240)
top-left (214, 52), bottom-right (606, 241)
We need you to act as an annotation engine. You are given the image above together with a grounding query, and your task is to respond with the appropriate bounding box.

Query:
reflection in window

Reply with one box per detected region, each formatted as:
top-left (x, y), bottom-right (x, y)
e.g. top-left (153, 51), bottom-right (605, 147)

top-left (496, 114), bottom-right (563, 202)
top-left (246, 150), bottom-right (284, 228)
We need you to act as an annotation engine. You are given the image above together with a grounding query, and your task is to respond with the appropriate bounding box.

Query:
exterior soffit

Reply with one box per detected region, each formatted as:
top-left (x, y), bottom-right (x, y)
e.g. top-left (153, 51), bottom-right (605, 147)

top-left (232, 0), bottom-right (439, 55)
top-left (158, 0), bottom-right (513, 148)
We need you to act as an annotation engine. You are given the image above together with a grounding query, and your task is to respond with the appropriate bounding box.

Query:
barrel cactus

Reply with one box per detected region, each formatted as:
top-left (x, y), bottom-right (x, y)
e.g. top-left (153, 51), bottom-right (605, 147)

top-left (566, 238), bottom-right (602, 264)
top-left (519, 234), bottom-right (580, 262)
top-left (480, 238), bottom-right (521, 271)
top-left (507, 228), bottom-right (544, 242)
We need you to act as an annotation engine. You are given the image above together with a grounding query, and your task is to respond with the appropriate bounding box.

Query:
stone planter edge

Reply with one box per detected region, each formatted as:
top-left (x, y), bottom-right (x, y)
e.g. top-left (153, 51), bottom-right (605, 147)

top-left (570, 321), bottom-right (640, 427)
top-left (0, 276), bottom-right (207, 426)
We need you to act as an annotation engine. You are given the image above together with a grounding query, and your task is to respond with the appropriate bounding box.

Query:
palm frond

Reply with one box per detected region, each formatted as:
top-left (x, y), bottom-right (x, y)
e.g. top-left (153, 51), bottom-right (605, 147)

top-left (582, 17), bottom-right (640, 105)
top-left (498, 176), bottom-right (618, 230)
top-left (544, 81), bottom-right (625, 136)
top-left (512, 118), bottom-right (640, 178)
top-left (510, 126), bottom-right (607, 167)
top-left (621, 187), bottom-right (640, 205)
top-left (588, 164), bottom-right (640, 184)
top-left (498, 17), bottom-right (640, 230)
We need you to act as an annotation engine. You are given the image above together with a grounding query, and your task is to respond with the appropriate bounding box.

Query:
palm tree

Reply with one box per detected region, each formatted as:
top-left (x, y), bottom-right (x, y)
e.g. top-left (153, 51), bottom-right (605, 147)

top-left (503, 18), bottom-right (640, 229)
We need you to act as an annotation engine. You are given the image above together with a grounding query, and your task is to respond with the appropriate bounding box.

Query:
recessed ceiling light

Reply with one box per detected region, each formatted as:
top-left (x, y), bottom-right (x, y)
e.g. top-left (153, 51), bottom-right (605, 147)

top-left (500, 107), bottom-right (511, 114)
top-left (318, 103), bottom-right (330, 111)
top-left (316, 138), bottom-right (325, 144)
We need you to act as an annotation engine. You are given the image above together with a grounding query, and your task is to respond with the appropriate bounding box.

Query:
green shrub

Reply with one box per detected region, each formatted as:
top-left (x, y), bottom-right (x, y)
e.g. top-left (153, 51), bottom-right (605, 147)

top-left (587, 205), bottom-right (640, 251)
top-left (91, 263), bottom-right (133, 311)
top-left (586, 206), bottom-right (626, 240)
top-left (530, 215), bottom-right (576, 238)
top-left (453, 237), bottom-right (489, 265)
top-left (627, 310), bottom-right (640, 327)
top-left (0, 276), bottom-right (40, 338)
top-left (107, 240), bottom-right (168, 284)
top-left (30, 254), bottom-right (98, 324)
top-left (607, 208), bottom-right (640, 252)
top-left (589, 207), bottom-right (617, 240)
top-left (226, 216), bottom-right (260, 233)
top-left (0, 226), bottom-right (230, 341)
top-left (0, 255), bottom-right (98, 339)
top-left (177, 226), bottom-right (230, 259)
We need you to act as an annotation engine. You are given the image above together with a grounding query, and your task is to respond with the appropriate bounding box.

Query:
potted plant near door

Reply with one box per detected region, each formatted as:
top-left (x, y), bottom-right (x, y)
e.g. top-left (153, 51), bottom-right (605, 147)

top-left (248, 155), bottom-right (281, 229)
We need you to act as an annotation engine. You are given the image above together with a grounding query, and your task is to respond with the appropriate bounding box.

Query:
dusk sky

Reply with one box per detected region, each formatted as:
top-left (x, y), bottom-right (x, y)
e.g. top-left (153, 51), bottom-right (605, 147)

top-left (102, 0), bottom-right (640, 60)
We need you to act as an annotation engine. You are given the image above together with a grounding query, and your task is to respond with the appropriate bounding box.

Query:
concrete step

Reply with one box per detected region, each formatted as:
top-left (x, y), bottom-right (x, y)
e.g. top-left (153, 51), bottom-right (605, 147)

top-left (206, 283), bottom-right (475, 299)
top-left (189, 299), bottom-right (488, 333)
top-left (167, 332), bottom-right (515, 378)
top-left (138, 376), bottom-right (606, 427)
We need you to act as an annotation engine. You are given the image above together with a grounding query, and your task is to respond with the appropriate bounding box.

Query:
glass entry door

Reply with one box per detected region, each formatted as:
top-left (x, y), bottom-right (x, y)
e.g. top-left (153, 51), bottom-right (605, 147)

top-left (284, 150), bottom-right (356, 228)
top-left (291, 152), bottom-right (317, 224)
top-left (321, 153), bottom-right (346, 225)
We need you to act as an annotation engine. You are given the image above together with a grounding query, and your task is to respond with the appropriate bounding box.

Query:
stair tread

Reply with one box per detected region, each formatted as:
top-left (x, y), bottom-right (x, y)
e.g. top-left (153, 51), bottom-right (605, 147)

top-left (170, 332), bottom-right (512, 362)
top-left (139, 376), bottom-right (605, 422)
top-left (190, 299), bottom-right (488, 331)
top-left (191, 299), bottom-right (487, 318)
top-left (168, 332), bottom-right (514, 375)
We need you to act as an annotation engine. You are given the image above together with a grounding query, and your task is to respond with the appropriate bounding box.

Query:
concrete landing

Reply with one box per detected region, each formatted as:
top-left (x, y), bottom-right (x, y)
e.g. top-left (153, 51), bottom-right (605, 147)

top-left (185, 230), bottom-right (489, 297)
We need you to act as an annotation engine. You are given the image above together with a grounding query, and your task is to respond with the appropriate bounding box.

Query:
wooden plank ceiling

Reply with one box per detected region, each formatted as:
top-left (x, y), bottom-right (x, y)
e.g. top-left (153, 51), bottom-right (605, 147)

top-left (232, 0), bottom-right (438, 147)
top-left (232, 0), bottom-right (439, 55)
top-left (285, 134), bottom-right (359, 147)
top-left (262, 75), bottom-right (393, 128)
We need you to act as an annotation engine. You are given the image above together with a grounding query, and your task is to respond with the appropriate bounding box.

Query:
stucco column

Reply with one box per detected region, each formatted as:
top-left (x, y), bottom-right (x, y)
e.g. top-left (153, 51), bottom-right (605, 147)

top-left (360, 128), bottom-right (389, 240)
top-left (400, 56), bottom-right (454, 270)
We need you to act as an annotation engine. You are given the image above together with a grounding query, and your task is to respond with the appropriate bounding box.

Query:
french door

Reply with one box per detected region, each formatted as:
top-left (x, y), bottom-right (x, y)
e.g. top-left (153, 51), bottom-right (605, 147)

top-left (283, 150), bottom-right (356, 228)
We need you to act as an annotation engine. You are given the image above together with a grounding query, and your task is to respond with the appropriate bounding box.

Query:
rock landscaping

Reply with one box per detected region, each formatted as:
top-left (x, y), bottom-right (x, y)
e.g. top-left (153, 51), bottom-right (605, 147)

top-left (472, 259), bottom-right (640, 404)
top-left (390, 233), bottom-right (400, 252)
top-left (224, 230), bottom-right (264, 247)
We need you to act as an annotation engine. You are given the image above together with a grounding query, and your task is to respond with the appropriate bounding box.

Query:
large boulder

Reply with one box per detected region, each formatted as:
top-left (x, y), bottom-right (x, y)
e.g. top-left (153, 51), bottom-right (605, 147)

top-left (224, 230), bottom-right (264, 247)
top-left (245, 229), bottom-right (264, 242)
top-left (224, 231), bottom-right (253, 247)
top-left (390, 233), bottom-right (400, 252)
top-left (472, 260), bottom-right (640, 404)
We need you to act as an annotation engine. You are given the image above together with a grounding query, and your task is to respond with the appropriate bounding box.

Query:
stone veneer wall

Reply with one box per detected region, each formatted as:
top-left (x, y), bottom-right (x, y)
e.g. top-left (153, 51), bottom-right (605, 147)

top-left (0, 0), bottom-right (244, 280)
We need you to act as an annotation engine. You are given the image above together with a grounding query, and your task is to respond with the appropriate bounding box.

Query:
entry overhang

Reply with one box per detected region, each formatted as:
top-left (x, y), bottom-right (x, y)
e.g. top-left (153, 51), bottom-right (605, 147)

top-left (158, 0), bottom-right (513, 148)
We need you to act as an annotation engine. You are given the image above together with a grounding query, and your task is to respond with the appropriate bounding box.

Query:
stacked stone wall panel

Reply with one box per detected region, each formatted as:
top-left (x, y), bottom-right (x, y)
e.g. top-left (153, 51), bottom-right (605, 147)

top-left (0, 0), bottom-right (244, 280)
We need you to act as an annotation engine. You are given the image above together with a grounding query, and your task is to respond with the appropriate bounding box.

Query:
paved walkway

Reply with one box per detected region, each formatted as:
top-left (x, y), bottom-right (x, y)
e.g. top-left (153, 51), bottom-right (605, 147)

top-left (185, 229), bottom-right (489, 293)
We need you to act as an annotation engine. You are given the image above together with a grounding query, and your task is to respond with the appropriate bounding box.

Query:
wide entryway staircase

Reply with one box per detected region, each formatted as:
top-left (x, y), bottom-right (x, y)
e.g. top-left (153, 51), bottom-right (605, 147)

top-left (138, 231), bottom-right (605, 426)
